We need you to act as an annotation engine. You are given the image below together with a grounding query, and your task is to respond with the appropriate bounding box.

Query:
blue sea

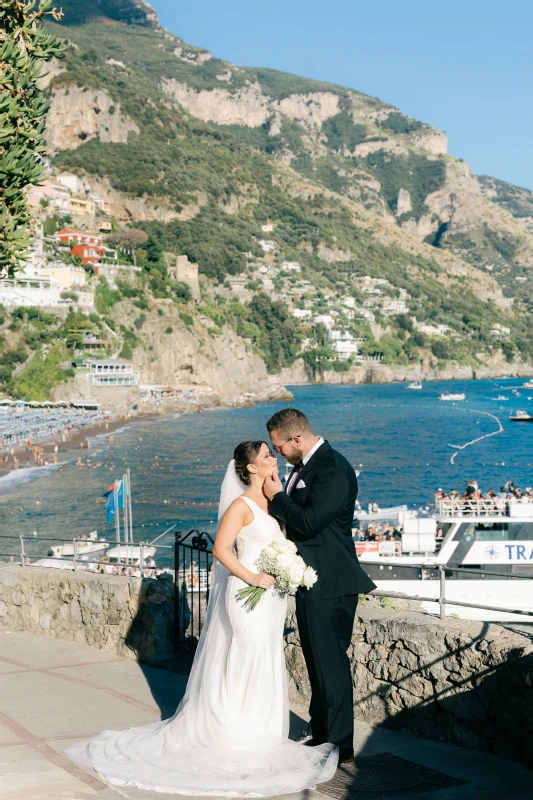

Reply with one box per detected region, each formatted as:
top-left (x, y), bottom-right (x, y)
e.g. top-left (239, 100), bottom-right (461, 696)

top-left (1, 379), bottom-right (533, 567)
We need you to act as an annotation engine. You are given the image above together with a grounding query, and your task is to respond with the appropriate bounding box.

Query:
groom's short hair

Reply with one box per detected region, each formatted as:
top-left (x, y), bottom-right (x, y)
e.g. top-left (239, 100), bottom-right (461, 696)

top-left (266, 408), bottom-right (311, 438)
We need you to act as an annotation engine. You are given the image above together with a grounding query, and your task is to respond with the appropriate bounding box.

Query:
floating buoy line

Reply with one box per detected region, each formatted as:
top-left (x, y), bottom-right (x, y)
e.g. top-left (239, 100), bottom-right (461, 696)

top-left (448, 409), bottom-right (504, 465)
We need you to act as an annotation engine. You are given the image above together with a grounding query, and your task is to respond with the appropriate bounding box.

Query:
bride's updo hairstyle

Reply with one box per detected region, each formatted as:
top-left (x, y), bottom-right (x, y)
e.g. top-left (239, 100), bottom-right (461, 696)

top-left (234, 440), bottom-right (266, 485)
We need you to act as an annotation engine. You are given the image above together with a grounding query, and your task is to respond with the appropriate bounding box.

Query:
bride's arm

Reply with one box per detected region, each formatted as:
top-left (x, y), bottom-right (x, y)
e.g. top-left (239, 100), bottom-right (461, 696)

top-left (213, 499), bottom-right (276, 590)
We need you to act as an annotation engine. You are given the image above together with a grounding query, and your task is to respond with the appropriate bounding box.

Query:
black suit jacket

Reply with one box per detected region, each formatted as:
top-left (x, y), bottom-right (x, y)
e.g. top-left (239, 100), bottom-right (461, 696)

top-left (269, 441), bottom-right (376, 600)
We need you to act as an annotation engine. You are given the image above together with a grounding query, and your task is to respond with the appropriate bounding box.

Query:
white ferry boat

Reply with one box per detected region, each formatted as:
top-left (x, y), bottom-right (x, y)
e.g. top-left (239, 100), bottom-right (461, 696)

top-left (357, 498), bottom-right (533, 621)
top-left (439, 391), bottom-right (465, 401)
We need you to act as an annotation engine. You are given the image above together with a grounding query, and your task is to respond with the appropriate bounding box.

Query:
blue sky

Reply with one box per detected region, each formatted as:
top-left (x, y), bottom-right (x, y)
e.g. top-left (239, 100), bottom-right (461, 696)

top-left (151, 0), bottom-right (532, 191)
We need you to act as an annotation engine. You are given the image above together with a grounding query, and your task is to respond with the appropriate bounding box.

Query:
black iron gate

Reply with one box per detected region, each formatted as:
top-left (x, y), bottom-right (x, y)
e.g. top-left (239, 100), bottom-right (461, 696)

top-left (174, 529), bottom-right (214, 651)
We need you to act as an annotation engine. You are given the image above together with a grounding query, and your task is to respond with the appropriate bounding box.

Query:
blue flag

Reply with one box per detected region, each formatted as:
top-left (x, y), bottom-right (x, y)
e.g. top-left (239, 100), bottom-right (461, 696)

top-left (103, 481), bottom-right (123, 524)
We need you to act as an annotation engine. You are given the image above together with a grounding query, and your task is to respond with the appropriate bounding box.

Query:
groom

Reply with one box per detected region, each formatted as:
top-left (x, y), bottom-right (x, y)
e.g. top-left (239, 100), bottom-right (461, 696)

top-left (264, 408), bottom-right (376, 765)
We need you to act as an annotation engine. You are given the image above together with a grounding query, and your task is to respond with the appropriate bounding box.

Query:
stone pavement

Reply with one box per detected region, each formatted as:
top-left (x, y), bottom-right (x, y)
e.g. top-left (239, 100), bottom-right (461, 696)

top-left (0, 629), bottom-right (532, 800)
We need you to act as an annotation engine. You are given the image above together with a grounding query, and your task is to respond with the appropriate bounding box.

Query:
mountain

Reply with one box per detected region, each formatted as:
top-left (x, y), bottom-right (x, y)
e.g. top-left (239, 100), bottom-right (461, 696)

top-left (34, 0), bottom-right (533, 385)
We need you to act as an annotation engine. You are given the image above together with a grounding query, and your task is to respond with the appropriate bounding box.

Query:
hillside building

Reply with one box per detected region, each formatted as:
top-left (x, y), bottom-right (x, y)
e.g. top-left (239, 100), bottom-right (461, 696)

top-left (175, 255), bottom-right (200, 300)
top-left (86, 360), bottom-right (139, 387)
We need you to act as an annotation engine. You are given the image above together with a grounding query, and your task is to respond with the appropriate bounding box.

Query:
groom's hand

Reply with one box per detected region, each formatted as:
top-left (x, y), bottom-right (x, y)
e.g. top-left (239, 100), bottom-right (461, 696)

top-left (264, 469), bottom-right (283, 500)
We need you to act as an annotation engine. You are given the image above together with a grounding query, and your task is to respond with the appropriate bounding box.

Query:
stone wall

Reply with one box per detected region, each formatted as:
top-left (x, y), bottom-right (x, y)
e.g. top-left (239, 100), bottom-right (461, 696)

top-left (0, 563), bottom-right (179, 665)
top-left (284, 599), bottom-right (533, 769)
top-left (2, 564), bottom-right (532, 768)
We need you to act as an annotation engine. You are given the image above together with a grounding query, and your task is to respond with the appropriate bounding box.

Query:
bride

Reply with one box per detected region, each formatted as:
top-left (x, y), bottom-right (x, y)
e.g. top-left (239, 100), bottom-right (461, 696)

top-left (65, 440), bottom-right (338, 796)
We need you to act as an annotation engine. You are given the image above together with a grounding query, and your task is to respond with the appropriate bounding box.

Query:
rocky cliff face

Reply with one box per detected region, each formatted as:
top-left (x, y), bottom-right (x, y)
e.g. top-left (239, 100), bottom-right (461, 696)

top-left (45, 86), bottom-right (140, 155)
top-left (53, 299), bottom-right (292, 414)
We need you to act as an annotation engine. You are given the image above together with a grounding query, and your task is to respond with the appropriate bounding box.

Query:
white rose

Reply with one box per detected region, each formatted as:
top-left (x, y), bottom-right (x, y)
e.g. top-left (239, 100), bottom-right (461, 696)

top-left (294, 555), bottom-right (306, 570)
top-left (288, 562), bottom-right (305, 586)
top-left (302, 566), bottom-right (318, 590)
top-left (284, 540), bottom-right (298, 554)
top-left (262, 546), bottom-right (276, 559)
top-left (276, 553), bottom-right (292, 570)
top-left (272, 539), bottom-right (289, 553)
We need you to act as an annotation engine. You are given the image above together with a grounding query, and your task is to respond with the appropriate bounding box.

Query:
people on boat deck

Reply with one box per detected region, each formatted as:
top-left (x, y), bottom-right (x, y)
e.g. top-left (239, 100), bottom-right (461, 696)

top-left (436, 481), bottom-right (533, 506)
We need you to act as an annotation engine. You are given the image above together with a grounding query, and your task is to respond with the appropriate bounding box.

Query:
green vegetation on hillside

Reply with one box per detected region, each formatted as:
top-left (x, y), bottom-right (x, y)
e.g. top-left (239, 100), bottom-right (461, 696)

top-left (38, 0), bottom-right (533, 377)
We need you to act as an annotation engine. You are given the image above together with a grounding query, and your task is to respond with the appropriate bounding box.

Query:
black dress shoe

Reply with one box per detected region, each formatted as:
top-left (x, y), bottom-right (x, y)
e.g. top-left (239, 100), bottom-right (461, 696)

top-left (338, 749), bottom-right (355, 765)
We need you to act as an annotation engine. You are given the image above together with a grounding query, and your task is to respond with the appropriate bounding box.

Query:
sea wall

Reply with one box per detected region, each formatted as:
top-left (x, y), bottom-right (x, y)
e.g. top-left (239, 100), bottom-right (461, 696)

top-left (285, 599), bottom-right (533, 768)
top-left (0, 563), bottom-right (180, 665)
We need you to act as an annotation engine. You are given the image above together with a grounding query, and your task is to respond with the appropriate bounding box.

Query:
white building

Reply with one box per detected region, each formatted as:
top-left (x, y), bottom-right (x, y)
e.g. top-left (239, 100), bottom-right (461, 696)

top-left (261, 223), bottom-right (275, 233)
top-left (314, 314), bottom-right (335, 330)
top-left (354, 306), bottom-right (375, 322)
top-left (417, 323), bottom-right (450, 337)
top-left (382, 300), bottom-right (409, 316)
top-left (489, 325), bottom-right (511, 338)
top-left (86, 360), bottom-right (139, 387)
top-left (56, 172), bottom-right (86, 195)
top-left (292, 309), bottom-right (312, 319)
top-left (342, 296), bottom-right (356, 308)
top-left (258, 240), bottom-right (276, 253)
top-left (41, 264), bottom-right (88, 289)
top-left (0, 275), bottom-right (62, 308)
top-left (95, 264), bottom-right (141, 288)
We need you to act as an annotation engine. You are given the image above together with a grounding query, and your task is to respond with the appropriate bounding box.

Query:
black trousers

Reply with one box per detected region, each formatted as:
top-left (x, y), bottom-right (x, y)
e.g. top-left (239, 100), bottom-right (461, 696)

top-left (295, 594), bottom-right (358, 753)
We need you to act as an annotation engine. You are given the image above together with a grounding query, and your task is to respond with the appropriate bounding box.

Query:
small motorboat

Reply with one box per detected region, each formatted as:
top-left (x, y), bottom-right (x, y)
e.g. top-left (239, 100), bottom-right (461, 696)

top-left (496, 395), bottom-right (508, 401)
top-left (439, 391), bottom-right (465, 401)
top-left (48, 531), bottom-right (109, 558)
top-left (510, 410), bottom-right (533, 422)
top-left (523, 380), bottom-right (533, 389)
top-left (406, 381), bottom-right (423, 390)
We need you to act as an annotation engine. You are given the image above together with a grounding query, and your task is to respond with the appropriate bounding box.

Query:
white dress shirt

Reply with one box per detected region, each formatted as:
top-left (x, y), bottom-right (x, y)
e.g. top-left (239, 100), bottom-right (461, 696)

top-left (286, 436), bottom-right (324, 495)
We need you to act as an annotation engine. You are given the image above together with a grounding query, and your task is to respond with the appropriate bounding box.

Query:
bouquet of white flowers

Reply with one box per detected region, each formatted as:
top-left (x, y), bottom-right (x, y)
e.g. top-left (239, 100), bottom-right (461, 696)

top-left (237, 537), bottom-right (318, 612)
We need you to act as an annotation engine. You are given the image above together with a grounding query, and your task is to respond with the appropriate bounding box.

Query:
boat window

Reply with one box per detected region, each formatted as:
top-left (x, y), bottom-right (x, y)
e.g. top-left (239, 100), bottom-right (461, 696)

top-left (471, 522), bottom-right (533, 541)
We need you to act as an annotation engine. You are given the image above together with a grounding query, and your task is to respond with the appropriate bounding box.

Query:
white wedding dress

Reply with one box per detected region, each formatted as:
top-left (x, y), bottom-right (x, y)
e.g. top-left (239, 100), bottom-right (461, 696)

top-left (64, 468), bottom-right (338, 796)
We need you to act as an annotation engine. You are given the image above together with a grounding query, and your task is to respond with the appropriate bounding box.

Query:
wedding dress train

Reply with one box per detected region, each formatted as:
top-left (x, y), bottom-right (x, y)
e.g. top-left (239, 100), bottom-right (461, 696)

top-left (64, 493), bottom-right (338, 796)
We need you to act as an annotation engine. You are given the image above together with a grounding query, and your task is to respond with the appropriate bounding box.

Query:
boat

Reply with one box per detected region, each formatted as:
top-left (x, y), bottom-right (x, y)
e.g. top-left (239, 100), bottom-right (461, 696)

top-left (512, 389), bottom-right (521, 397)
top-left (523, 381), bottom-right (533, 389)
top-left (48, 531), bottom-right (109, 558)
top-left (439, 391), bottom-right (465, 401)
top-left (406, 381), bottom-right (423, 390)
top-left (496, 395), bottom-right (508, 401)
top-left (103, 545), bottom-right (156, 566)
top-left (510, 410), bottom-right (533, 422)
top-left (357, 497), bottom-right (533, 621)
top-left (353, 503), bottom-right (408, 522)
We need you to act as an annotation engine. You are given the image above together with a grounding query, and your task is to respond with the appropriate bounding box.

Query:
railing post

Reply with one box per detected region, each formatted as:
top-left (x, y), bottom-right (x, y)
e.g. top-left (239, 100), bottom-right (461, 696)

top-left (439, 564), bottom-right (446, 619)
top-left (139, 542), bottom-right (144, 575)
top-left (174, 531), bottom-right (180, 652)
top-left (19, 535), bottom-right (25, 567)
top-left (73, 538), bottom-right (77, 571)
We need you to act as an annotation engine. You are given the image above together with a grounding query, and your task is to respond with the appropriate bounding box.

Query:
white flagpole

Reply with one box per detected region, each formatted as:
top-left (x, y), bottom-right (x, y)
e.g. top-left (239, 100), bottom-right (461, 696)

top-left (127, 468), bottom-right (133, 549)
top-left (122, 473), bottom-right (129, 563)
top-left (114, 482), bottom-right (120, 544)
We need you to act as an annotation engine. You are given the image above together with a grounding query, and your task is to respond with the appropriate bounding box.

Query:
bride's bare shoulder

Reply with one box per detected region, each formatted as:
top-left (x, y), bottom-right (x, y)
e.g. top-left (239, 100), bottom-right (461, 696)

top-left (221, 496), bottom-right (253, 524)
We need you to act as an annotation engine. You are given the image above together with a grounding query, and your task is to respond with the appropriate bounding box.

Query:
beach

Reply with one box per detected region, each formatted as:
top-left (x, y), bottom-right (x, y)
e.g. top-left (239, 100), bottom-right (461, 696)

top-left (0, 412), bottom-right (160, 476)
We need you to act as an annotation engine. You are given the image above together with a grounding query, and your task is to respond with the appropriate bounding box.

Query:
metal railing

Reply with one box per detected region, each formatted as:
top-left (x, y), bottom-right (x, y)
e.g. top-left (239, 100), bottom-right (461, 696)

top-left (174, 530), bottom-right (213, 652)
top-left (363, 560), bottom-right (533, 619)
top-left (0, 532), bottom-right (174, 574)
top-left (436, 498), bottom-right (533, 517)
